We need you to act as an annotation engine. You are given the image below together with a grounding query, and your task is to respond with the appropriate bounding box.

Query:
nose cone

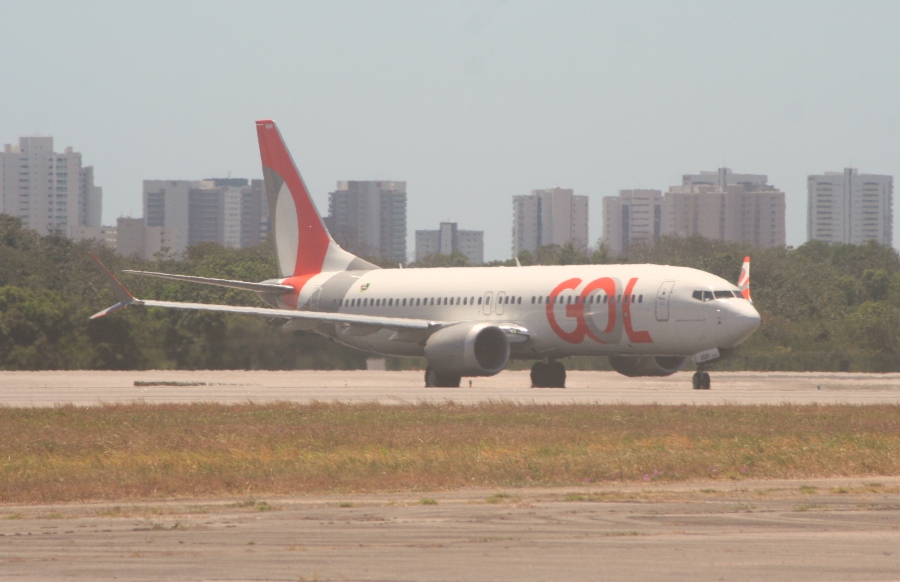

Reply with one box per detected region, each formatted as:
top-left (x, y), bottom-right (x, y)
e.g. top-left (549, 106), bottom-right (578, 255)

top-left (724, 300), bottom-right (761, 347)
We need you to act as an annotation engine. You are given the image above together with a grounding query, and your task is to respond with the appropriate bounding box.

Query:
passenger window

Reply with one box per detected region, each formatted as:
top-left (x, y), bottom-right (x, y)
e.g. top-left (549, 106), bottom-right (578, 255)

top-left (463, 297), bottom-right (467, 305)
top-left (531, 296), bottom-right (535, 304)
top-left (388, 298), bottom-right (393, 306)
top-left (538, 296), bottom-right (543, 304)
top-left (638, 295), bottom-right (643, 303)
top-left (632, 294), bottom-right (635, 303)
top-left (602, 295), bottom-right (607, 304)
top-left (470, 297), bottom-right (475, 304)
top-left (517, 296), bottom-right (522, 304)
top-left (478, 297), bottom-right (483, 305)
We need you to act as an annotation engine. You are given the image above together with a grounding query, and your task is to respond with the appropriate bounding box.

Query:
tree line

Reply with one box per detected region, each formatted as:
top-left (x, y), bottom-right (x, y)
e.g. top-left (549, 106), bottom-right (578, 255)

top-left (2, 213), bottom-right (899, 372)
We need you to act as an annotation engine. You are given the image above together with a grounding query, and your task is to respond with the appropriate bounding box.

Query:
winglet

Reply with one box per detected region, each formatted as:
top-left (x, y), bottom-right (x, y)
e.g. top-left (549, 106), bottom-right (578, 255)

top-left (737, 256), bottom-right (752, 303)
top-left (88, 252), bottom-right (138, 319)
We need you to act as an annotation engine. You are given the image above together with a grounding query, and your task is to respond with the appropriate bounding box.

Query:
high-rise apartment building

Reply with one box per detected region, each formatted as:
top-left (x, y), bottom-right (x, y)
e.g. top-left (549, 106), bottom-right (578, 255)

top-left (602, 189), bottom-right (663, 256)
top-left (1, 136), bottom-right (102, 237)
top-left (663, 168), bottom-right (785, 248)
top-left (142, 178), bottom-right (266, 256)
top-left (143, 180), bottom-right (192, 255)
top-left (415, 221), bottom-right (484, 264)
top-left (512, 187), bottom-right (588, 257)
top-left (602, 168), bottom-right (785, 255)
top-left (327, 181), bottom-right (407, 263)
top-left (808, 168), bottom-right (893, 246)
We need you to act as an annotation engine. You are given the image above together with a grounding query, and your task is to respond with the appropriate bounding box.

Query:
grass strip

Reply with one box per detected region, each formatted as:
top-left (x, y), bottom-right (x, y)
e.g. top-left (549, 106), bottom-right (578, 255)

top-left (1, 401), bottom-right (899, 504)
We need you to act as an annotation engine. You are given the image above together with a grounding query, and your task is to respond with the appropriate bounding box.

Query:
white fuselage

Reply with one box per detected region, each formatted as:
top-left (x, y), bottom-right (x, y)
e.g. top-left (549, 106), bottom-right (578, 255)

top-left (270, 263), bottom-right (760, 360)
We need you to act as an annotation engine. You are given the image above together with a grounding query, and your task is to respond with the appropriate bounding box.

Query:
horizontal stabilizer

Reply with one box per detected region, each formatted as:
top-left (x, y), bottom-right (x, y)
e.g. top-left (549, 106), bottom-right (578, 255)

top-left (123, 270), bottom-right (294, 294)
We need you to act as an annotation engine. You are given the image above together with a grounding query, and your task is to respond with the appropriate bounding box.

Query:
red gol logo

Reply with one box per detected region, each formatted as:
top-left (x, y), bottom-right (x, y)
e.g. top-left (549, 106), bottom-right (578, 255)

top-left (546, 277), bottom-right (653, 345)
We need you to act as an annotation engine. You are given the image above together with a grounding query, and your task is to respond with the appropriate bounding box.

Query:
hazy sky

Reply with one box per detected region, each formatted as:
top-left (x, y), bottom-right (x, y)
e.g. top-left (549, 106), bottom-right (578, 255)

top-left (3, 1), bottom-right (899, 261)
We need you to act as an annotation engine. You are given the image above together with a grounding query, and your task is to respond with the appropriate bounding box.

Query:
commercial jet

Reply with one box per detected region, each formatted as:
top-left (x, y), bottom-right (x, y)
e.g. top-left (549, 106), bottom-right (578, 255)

top-left (91, 120), bottom-right (761, 390)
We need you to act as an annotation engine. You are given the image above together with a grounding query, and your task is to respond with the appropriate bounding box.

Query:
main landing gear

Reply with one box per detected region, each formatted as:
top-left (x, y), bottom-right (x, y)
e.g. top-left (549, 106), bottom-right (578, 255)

top-left (531, 360), bottom-right (566, 388)
top-left (424, 366), bottom-right (461, 388)
top-left (692, 369), bottom-right (711, 390)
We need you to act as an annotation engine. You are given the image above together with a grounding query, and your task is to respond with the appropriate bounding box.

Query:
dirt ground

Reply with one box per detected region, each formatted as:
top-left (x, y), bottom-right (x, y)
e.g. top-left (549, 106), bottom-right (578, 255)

top-left (2, 477), bottom-right (900, 581)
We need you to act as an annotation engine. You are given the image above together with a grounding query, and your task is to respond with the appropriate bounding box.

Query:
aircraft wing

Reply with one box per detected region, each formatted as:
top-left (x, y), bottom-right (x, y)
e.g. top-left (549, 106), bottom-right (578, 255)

top-left (89, 253), bottom-right (443, 334)
top-left (123, 270), bottom-right (294, 294)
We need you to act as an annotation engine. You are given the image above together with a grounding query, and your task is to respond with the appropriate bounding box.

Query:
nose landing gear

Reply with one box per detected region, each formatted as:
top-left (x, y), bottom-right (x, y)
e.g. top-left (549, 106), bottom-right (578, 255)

top-left (531, 360), bottom-right (566, 388)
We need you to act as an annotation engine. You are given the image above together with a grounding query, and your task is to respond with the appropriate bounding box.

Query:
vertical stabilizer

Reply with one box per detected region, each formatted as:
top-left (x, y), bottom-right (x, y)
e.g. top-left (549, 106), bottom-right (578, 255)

top-left (737, 256), bottom-right (752, 302)
top-left (256, 120), bottom-right (378, 277)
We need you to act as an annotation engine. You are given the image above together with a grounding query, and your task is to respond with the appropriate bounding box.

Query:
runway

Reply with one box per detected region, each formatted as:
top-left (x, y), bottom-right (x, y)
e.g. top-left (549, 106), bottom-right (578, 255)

top-left (2, 477), bottom-right (900, 581)
top-left (4, 370), bottom-right (900, 580)
top-left (1, 369), bottom-right (900, 407)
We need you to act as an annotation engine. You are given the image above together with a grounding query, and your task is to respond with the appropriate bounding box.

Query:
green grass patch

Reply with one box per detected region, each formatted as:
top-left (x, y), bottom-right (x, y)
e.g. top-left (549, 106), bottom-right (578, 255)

top-left (1, 402), bottom-right (900, 503)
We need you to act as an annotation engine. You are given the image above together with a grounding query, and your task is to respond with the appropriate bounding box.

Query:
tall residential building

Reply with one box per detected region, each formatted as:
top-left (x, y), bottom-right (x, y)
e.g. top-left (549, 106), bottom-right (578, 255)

top-left (415, 221), bottom-right (484, 264)
top-left (1, 136), bottom-right (102, 237)
top-left (681, 168), bottom-right (768, 189)
top-left (663, 168), bottom-right (785, 248)
top-left (144, 180), bottom-right (192, 255)
top-left (512, 187), bottom-right (589, 257)
top-left (143, 178), bottom-right (266, 256)
top-left (602, 168), bottom-right (785, 255)
top-left (808, 168), bottom-right (893, 246)
top-left (327, 181), bottom-right (407, 263)
top-left (602, 189), bottom-right (663, 255)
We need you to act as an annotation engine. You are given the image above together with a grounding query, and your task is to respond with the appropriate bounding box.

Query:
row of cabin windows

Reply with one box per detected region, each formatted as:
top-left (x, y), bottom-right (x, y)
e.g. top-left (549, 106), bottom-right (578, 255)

top-left (532, 294), bottom-right (643, 305)
top-left (335, 293), bottom-right (644, 308)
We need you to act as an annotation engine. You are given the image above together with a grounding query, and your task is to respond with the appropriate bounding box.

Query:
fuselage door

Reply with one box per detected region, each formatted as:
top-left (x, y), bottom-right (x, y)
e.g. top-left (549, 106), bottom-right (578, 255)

top-left (495, 291), bottom-right (506, 315)
top-left (482, 291), bottom-right (493, 315)
top-left (308, 286), bottom-right (322, 311)
top-left (656, 281), bottom-right (675, 322)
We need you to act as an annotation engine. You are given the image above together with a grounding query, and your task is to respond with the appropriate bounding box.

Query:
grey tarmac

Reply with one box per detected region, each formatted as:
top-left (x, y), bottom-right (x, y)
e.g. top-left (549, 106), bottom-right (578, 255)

top-left (2, 478), bottom-right (900, 581)
top-left (3, 370), bottom-right (900, 581)
top-left (2, 369), bottom-right (900, 406)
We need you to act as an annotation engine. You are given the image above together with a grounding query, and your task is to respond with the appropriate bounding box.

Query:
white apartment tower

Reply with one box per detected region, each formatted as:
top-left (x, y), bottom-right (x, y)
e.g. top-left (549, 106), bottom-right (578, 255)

top-left (0, 136), bottom-right (102, 237)
top-left (415, 222), bottom-right (484, 264)
top-left (602, 189), bottom-right (663, 255)
top-left (327, 181), bottom-right (407, 263)
top-left (512, 187), bottom-right (589, 257)
top-left (143, 180), bottom-right (192, 255)
top-left (808, 168), bottom-right (893, 246)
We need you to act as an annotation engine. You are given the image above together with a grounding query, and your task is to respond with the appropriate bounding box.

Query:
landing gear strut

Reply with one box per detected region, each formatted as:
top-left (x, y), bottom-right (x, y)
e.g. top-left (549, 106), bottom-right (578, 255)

top-left (425, 366), bottom-right (461, 388)
top-left (531, 360), bottom-right (566, 388)
top-left (692, 369), bottom-right (711, 390)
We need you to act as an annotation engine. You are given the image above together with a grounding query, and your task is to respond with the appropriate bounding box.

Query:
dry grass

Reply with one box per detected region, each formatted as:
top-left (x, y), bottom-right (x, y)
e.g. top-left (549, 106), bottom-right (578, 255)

top-left (1, 402), bottom-right (900, 504)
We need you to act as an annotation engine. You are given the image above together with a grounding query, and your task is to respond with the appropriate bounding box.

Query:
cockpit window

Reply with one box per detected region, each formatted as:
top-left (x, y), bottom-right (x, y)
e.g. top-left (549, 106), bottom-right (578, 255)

top-left (714, 290), bottom-right (735, 299)
top-left (692, 290), bottom-right (715, 301)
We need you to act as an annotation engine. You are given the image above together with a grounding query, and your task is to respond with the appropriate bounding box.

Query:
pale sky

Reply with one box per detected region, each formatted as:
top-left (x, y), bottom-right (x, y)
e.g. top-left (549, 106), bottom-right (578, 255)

top-left (3, 1), bottom-right (899, 261)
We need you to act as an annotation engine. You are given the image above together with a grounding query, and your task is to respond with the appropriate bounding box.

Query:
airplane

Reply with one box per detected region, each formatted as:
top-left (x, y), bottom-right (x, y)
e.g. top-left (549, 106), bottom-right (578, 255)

top-left (90, 119), bottom-right (761, 390)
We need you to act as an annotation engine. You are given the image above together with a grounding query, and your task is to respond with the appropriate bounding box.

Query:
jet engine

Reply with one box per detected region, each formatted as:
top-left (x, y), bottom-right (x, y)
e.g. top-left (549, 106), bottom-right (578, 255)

top-left (424, 322), bottom-right (510, 377)
top-left (608, 355), bottom-right (687, 377)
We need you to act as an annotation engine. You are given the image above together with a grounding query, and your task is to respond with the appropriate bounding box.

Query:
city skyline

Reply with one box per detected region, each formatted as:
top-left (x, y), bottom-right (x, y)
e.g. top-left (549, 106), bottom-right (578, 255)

top-left (2, 2), bottom-right (899, 260)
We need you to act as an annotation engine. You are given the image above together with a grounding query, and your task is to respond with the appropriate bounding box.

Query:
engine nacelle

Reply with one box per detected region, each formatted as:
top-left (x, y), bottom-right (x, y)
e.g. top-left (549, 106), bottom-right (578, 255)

top-left (424, 323), bottom-right (510, 377)
top-left (608, 355), bottom-right (687, 377)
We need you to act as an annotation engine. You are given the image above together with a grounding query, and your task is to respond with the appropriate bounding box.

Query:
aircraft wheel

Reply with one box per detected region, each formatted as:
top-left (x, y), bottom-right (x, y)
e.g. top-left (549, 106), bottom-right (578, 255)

top-left (425, 367), bottom-right (439, 387)
top-left (692, 372), bottom-right (701, 390)
top-left (425, 367), bottom-right (461, 388)
top-left (700, 372), bottom-right (711, 390)
top-left (531, 362), bottom-right (549, 387)
top-left (548, 361), bottom-right (566, 388)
